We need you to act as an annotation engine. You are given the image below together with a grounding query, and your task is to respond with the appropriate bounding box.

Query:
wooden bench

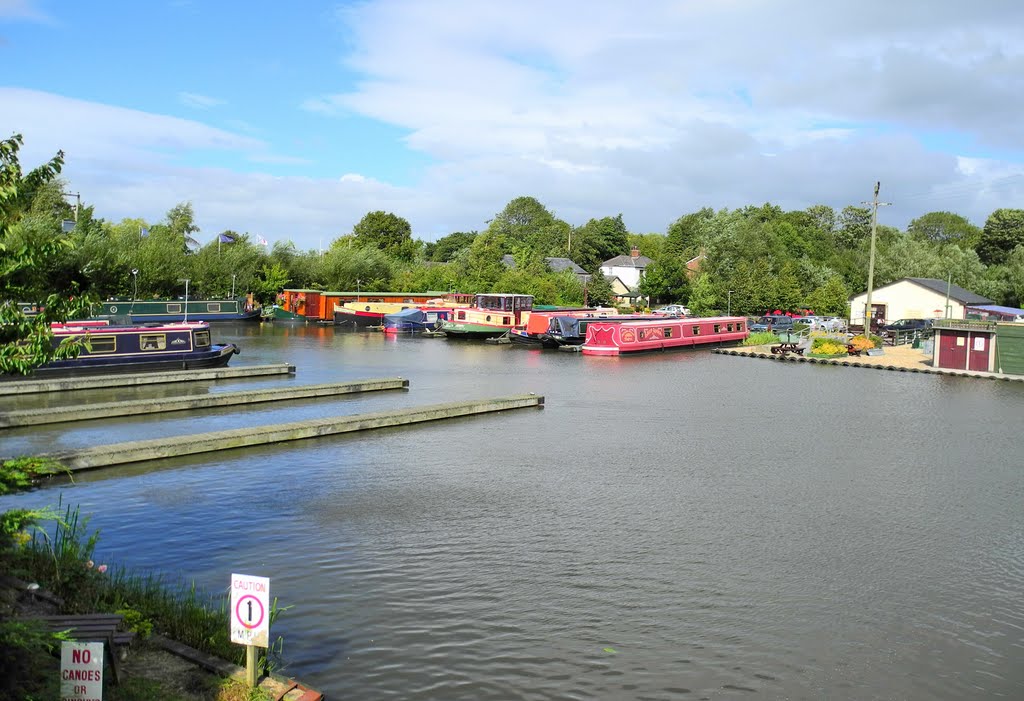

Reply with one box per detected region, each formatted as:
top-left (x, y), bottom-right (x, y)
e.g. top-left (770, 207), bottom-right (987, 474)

top-left (33, 613), bottom-right (134, 684)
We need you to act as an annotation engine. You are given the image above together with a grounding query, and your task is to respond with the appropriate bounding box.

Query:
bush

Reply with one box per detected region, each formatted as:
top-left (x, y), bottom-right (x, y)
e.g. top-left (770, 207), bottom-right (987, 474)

top-left (849, 334), bottom-right (880, 351)
top-left (743, 331), bottom-right (778, 346)
top-left (810, 338), bottom-right (847, 357)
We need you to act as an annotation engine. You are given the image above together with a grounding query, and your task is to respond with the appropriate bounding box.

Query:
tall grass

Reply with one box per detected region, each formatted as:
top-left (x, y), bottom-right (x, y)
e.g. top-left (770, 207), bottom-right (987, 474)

top-left (742, 331), bottom-right (778, 346)
top-left (6, 498), bottom-right (279, 668)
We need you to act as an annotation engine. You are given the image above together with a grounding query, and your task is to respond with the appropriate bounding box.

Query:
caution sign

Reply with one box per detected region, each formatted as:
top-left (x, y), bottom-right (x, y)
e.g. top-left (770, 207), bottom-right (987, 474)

top-left (61, 641), bottom-right (103, 700)
top-left (230, 573), bottom-right (270, 648)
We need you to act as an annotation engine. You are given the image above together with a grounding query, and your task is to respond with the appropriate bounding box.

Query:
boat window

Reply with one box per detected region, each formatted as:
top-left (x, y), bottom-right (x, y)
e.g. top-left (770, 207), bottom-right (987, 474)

top-left (692, 325), bottom-right (700, 336)
top-left (714, 324), bottom-right (721, 333)
top-left (140, 334), bottom-right (166, 351)
top-left (727, 323), bottom-right (734, 332)
top-left (207, 303), bottom-right (221, 312)
top-left (458, 311), bottom-right (466, 320)
top-left (486, 315), bottom-right (492, 322)
top-left (664, 327), bottom-right (673, 338)
top-left (503, 317), bottom-right (510, 325)
top-left (194, 330), bottom-right (211, 347)
top-left (86, 335), bottom-right (116, 353)
top-left (167, 304), bottom-right (182, 313)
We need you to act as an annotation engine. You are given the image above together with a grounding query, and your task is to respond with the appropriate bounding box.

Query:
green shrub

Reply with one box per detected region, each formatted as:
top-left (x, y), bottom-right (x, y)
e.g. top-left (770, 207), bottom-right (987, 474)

top-left (810, 337), bottom-right (847, 357)
top-left (743, 331), bottom-right (778, 346)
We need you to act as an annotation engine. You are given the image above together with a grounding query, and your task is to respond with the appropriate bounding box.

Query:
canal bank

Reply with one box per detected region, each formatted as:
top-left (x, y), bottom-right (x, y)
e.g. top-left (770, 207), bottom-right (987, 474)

top-left (715, 343), bottom-right (1024, 381)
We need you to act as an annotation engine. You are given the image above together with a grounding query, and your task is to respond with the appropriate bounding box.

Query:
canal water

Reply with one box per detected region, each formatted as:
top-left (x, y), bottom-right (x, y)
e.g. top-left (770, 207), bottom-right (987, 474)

top-left (2, 322), bottom-right (1023, 700)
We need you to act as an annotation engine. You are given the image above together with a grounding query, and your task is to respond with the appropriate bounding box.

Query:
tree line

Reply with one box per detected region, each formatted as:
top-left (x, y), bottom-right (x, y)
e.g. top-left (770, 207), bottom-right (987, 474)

top-left (5, 134), bottom-right (1024, 350)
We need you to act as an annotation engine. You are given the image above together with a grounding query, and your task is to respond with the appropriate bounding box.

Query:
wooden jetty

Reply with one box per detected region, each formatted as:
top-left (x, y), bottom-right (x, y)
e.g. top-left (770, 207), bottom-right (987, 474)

top-left (0, 378), bottom-right (409, 428)
top-left (0, 364), bottom-right (297, 396)
top-left (23, 394), bottom-right (545, 472)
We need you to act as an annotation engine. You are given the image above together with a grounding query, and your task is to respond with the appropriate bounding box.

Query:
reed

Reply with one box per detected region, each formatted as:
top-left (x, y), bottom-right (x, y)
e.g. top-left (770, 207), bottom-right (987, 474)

top-left (5, 498), bottom-right (283, 668)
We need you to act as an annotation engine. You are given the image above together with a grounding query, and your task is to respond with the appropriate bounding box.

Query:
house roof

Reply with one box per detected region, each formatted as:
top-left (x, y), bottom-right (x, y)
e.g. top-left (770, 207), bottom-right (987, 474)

top-left (852, 277), bottom-right (993, 305)
top-left (545, 257), bottom-right (587, 274)
top-left (602, 254), bottom-right (653, 268)
top-left (967, 304), bottom-right (1024, 315)
top-left (904, 278), bottom-right (993, 304)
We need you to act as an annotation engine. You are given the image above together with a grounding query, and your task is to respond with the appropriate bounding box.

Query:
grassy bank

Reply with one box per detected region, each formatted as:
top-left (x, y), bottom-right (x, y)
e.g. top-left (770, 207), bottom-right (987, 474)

top-left (1, 500), bottom-right (284, 700)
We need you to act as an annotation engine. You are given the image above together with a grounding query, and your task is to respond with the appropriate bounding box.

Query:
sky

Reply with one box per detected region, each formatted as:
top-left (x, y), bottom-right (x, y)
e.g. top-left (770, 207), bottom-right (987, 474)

top-left (2, 0), bottom-right (1023, 251)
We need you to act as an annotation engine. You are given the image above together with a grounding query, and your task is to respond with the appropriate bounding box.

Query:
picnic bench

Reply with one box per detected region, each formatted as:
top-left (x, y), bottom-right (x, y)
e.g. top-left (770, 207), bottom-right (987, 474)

top-left (32, 613), bottom-right (134, 684)
top-left (771, 332), bottom-right (808, 356)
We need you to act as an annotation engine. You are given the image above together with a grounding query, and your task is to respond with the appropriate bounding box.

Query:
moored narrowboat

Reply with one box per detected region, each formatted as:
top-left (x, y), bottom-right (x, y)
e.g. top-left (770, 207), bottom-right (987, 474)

top-left (581, 316), bottom-right (749, 355)
top-left (440, 294), bottom-right (535, 339)
top-left (97, 297), bottom-right (260, 323)
top-left (334, 301), bottom-right (417, 328)
top-left (7, 320), bottom-right (240, 378)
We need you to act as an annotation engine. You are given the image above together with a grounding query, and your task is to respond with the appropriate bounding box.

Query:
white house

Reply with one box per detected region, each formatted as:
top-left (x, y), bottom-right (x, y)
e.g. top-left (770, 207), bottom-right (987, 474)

top-left (600, 246), bottom-right (652, 290)
top-left (848, 277), bottom-right (993, 327)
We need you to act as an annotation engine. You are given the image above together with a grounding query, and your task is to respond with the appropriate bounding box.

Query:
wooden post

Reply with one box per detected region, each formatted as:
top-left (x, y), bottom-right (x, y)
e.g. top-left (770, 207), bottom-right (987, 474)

top-left (247, 644), bottom-right (257, 687)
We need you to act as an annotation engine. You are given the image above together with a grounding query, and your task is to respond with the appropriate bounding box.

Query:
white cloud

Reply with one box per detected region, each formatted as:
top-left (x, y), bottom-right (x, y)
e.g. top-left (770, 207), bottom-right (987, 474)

top-left (178, 92), bottom-right (226, 110)
top-left (6, 1), bottom-right (1024, 250)
top-left (0, 0), bottom-right (47, 21)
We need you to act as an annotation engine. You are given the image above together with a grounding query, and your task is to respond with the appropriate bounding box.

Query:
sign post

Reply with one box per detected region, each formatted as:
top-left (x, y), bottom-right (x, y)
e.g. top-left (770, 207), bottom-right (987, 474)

top-left (60, 641), bottom-right (103, 700)
top-left (230, 573), bottom-right (270, 688)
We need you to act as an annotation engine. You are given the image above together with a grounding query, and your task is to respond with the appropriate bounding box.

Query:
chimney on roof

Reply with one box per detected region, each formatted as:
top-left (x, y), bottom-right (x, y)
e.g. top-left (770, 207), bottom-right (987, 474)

top-left (630, 245), bottom-right (640, 259)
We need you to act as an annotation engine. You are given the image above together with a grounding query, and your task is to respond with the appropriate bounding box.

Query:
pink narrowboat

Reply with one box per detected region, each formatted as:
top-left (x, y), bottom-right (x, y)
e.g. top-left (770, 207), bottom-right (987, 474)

top-left (581, 316), bottom-right (749, 355)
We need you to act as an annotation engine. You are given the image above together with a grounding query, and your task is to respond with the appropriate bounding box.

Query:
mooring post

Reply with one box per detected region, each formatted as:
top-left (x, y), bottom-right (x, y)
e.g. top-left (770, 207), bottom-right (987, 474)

top-left (247, 644), bottom-right (257, 687)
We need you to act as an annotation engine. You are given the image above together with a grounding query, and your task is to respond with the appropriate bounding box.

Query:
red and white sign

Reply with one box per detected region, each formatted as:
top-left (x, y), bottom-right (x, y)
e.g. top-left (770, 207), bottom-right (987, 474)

top-left (60, 641), bottom-right (103, 700)
top-left (230, 573), bottom-right (270, 647)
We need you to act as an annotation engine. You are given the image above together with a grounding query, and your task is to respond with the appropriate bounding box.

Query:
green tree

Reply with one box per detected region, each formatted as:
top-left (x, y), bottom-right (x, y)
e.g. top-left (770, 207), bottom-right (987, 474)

top-left (977, 208), bottom-right (1024, 265)
top-left (428, 231), bottom-right (476, 262)
top-left (687, 273), bottom-right (717, 315)
top-left (1, 134), bottom-right (94, 374)
top-left (773, 261), bottom-right (803, 312)
top-left (804, 275), bottom-right (850, 316)
top-left (351, 210), bottom-right (416, 260)
top-left (804, 204), bottom-right (836, 234)
top-left (638, 257), bottom-right (691, 305)
top-left (907, 211), bottom-right (981, 248)
top-left (458, 228), bottom-right (510, 292)
top-left (574, 215), bottom-right (630, 269)
top-left (836, 205), bottom-right (871, 249)
top-left (665, 208), bottom-right (714, 257)
top-left (584, 268), bottom-right (615, 307)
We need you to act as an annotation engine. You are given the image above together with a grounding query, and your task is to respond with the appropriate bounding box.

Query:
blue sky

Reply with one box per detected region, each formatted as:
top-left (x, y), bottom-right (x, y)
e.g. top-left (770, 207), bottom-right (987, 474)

top-left (2, 0), bottom-right (1023, 251)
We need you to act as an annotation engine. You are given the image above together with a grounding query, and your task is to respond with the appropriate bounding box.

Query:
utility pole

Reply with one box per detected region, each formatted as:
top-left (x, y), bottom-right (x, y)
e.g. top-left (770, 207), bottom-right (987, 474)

top-left (861, 182), bottom-right (891, 335)
top-left (62, 191), bottom-right (81, 221)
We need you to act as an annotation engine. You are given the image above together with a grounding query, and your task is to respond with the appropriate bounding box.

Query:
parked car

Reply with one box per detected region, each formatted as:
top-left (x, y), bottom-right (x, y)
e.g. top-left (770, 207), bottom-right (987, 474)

top-left (652, 304), bottom-right (690, 317)
top-left (792, 316), bottom-right (821, 328)
top-left (748, 315), bottom-right (795, 333)
top-left (821, 317), bottom-right (848, 332)
top-left (882, 318), bottom-right (932, 332)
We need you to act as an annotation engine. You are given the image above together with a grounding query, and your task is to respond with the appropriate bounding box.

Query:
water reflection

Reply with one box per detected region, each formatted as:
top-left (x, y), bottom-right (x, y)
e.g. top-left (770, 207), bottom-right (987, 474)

top-left (2, 321), bottom-right (1023, 699)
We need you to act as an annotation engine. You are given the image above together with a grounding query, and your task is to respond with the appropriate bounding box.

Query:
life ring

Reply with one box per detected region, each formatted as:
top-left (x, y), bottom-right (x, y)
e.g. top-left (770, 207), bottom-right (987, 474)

top-left (109, 305), bottom-right (118, 313)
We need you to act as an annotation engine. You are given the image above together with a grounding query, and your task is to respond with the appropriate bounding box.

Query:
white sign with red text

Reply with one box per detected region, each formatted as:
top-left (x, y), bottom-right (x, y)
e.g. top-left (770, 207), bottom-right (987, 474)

top-left (60, 641), bottom-right (103, 700)
top-left (230, 573), bottom-right (270, 647)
